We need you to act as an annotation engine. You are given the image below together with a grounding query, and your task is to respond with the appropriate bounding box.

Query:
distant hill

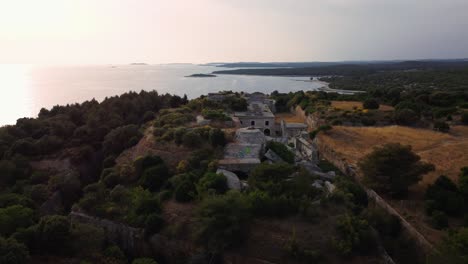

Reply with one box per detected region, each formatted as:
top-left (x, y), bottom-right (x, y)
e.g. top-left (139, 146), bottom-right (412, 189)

top-left (212, 60), bottom-right (468, 76)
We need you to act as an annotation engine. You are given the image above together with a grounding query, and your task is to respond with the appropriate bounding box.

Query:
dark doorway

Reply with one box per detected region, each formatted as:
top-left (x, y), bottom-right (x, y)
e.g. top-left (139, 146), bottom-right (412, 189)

top-left (264, 128), bottom-right (271, 136)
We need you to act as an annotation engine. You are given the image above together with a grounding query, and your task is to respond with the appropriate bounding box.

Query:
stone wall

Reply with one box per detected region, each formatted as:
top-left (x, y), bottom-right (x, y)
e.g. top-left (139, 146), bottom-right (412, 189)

top-left (292, 106), bottom-right (325, 130)
top-left (315, 137), bottom-right (435, 260)
top-left (70, 211), bottom-right (150, 256)
top-left (70, 211), bottom-right (193, 261)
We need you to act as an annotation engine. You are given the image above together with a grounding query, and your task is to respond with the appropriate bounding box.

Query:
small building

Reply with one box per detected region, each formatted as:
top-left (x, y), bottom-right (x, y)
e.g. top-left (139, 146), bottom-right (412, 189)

top-left (235, 102), bottom-right (275, 136)
top-left (218, 143), bottom-right (263, 173)
top-left (281, 120), bottom-right (308, 138)
top-left (218, 128), bottom-right (266, 173)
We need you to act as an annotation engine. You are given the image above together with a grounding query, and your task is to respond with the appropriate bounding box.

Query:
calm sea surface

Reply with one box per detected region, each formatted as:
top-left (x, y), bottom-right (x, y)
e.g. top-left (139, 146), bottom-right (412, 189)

top-left (0, 64), bottom-right (325, 126)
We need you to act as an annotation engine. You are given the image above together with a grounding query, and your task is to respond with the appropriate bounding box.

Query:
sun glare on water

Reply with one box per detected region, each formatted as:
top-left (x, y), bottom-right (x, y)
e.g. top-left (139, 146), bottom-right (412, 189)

top-left (0, 64), bottom-right (34, 126)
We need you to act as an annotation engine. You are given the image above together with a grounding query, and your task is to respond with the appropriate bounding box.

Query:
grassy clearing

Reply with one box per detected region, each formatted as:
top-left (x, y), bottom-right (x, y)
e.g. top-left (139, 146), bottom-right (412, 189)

top-left (331, 101), bottom-right (394, 112)
top-left (318, 125), bottom-right (468, 186)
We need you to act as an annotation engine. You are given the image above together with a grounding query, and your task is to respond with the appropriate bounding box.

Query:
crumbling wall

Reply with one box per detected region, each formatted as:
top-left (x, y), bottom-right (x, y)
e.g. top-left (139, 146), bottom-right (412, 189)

top-left (292, 106), bottom-right (324, 130)
top-left (70, 211), bottom-right (193, 261)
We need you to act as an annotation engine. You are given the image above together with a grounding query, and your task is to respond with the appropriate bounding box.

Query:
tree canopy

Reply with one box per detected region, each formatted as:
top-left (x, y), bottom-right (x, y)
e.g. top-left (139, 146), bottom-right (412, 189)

top-left (359, 143), bottom-right (434, 196)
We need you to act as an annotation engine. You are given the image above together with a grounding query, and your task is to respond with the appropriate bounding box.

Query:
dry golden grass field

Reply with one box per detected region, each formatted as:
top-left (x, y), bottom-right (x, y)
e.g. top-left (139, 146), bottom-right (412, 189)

top-left (318, 125), bottom-right (468, 186)
top-left (318, 125), bottom-right (468, 244)
top-left (275, 112), bottom-right (306, 123)
top-left (331, 100), bottom-right (395, 112)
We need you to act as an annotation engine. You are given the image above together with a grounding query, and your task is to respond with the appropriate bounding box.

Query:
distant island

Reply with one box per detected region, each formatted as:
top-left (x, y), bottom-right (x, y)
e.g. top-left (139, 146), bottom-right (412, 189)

top-left (185, 73), bottom-right (217, 78)
top-left (130, 62), bottom-right (148, 65)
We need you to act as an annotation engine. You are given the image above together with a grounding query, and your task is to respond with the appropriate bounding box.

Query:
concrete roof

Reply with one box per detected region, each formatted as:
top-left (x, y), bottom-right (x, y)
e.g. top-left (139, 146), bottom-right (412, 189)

top-left (235, 127), bottom-right (266, 144)
top-left (234, 102), bottom-right (275, 118)
top-left (223, 143), bottom-right (262, 159)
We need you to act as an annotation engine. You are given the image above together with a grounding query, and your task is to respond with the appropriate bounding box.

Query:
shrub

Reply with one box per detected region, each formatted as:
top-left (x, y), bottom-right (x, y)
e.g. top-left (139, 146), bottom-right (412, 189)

top-left (361, 117), bottom-right (376, 126)
top-left (333, 214), bottom-right (375, 256)
top-left (139, 164), bottom-right (170, 192)
top-left (359, 143), bottom-right (434, 197)
top-left (194, 191), bottom-right (252, 251)
top-left (197, 173), bottom-right (228, 196)
top-left (37, 215), bottom-right (71, 254)
top-left (266, 141), bottom-right (295, 164)
top-left (201, 109), bottom-right (231, 121)
top-left (431, 210), bottom-right (449, 229)
top-left (182, 131), bottom-right (202, 148)
top-left (29, 184), bottom-right (49, 203)
top-left (433, 120), bottom-right (450, 132)
top-left (102, 170), bottom-right (121, 188)
top-left (462, 112), bottom-right (468, 125)
top-left (432, 227), bottom-right (468, 263)
top-left (394, 109), bottom-right (419, 125)
top-left (104, 245), bottom-right (126, 261)
top-left (175, 180), bottom-right (196, 202)
top-left (363, 99), bottom-right (379, 110)
top-left (144, 214), bottom-right (164, 236)
top-left (459, 167), bottom-right (468, 199)
top-left (103, 125), bottom-right (142, 156)
top-left (209, 128), bottom-right (226, 147)
top-left (425, 175), bottom-right (463, 216)
top-left (0, 205), bottom-right (35, 237)
top-left (0, 236), bottom-right (29, 264)
top-left (103, 155), bottom-right (116, 168)
top-left (133, 155), bottom-right (165, 177)
top-left (70, 223), bottom-right (105, 257)
top-left (132, 258), bottom-right (159, 264)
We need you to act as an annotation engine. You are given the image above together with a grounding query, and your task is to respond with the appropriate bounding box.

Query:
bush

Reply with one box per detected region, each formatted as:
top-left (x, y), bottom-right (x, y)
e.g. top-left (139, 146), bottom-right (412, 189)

top-left (182, 131), bottom-right (202, 148)
top-left (197, 173), bottom-right (228, 196)
top-left (433, 120), bottom-right (450, 132)
top-left (425, 175), bottom-right (463, 216)
top-left (70, 223), bottom-right (105, 257)
top-left (103, 125), bottom-right (142, 156)
top-left (139, 164), bottom-right (170, 192)
top-left (175, 180), bottom-right (196, 202)
top-left (194, 191), bottom-right (252, 251)
top-left (461, 112), bottom-right (468, 125)
top-left (394, 109), bottom-right (419, 125)
top-left (0, 205), bottom-right (35, 237)
top-left (209, 128), bottom-right (226, 147)
top-left (201, 109), bottom-right (231, 121)
top-left (363, 99), bottom-right (379, 110)
top-left (144, 214), bottom-right (164, 236)
top-left (132, 258), bottom-right (159, 264)
top-left (0, 236), bottom-right (29, 264)
top-left (359, 143), bottom-right (434, 197)
top-left (361, 117), bottom-right (376, 126)
top-left (37, 215), bottom-right (71, 254)
top-left (266, 141), bottom-right (295, 164)
top-left (102, 170), bottom-right (121, 188)
top-left (431, 210), bottom-right (449, 229)
top-left (29, 184), bottom-right (49, 203)
top-left (104, 245), bottom-right (126, 261)
top-left (333, 214), bottom-right (375, 256)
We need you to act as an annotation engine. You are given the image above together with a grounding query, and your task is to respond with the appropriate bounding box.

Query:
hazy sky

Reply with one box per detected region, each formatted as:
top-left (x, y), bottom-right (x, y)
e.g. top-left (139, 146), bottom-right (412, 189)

top-left (1, 0), bottom-right (468, 64)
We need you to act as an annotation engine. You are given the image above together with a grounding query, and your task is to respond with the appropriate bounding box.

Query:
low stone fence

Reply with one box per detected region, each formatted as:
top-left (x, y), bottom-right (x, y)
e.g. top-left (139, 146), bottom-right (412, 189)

top-left (70, 211), bottom-right (150, 256)
top-left (315, 137), bottom-right (435, 260)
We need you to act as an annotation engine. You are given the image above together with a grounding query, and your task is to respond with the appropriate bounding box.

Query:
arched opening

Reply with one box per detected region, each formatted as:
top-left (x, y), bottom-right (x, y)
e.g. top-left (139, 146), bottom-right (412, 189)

top-left (264, 128), bottom-right (271, 136)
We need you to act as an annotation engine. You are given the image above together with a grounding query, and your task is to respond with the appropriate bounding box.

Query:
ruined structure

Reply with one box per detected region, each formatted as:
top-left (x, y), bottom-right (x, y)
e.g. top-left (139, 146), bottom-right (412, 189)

top-left (218, 127), bottom-right (265, 173)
